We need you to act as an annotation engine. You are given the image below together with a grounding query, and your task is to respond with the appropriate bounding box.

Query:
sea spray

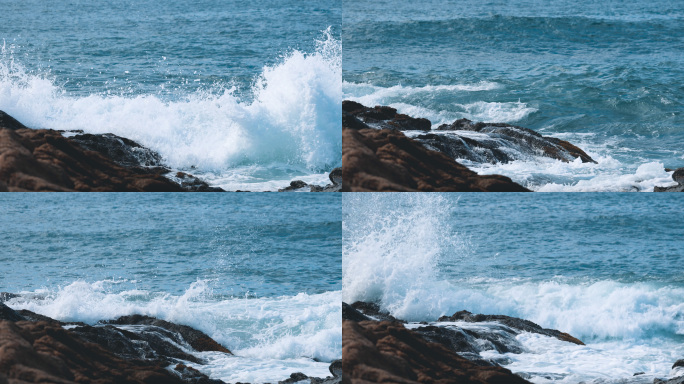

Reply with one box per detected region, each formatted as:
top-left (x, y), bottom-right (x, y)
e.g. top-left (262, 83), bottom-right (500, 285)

top-left (0, 30), bottom-right (341, 189)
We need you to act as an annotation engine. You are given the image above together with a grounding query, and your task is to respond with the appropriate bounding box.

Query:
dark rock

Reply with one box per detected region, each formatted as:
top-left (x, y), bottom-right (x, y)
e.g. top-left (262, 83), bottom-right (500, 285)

top-left (342, 127), bottom-right (530, 192)
top-left (343, 319), bottom-right (532, 384)
top-left (342, 102), bottom-right (431, 132)
top-left (279, 167), bottom-right (342, 192)
top-left (175, 172), bottom-right (225, 192)
top-left (279, 372), bottom-right (309, 384)
top-left (438, 310), bottom-right (584, 345)
top-left (175, 363), bottom-right (226, 384)
top-left (279, 180), bottom-right (310, 192)
top-left (72, 324), bottom-right (204, 364)
top-left (0, 111), bottom-right (27, 131)
top-left (0, 302), bottom-right (24, 322)
top-left (342, 302), bottom-right (370, 322)
top-left (674, 359), bottom-right (684, 369)
top-left (655, 167), bottom-right (684, 192)
top-left (69, 132), bottom-right (164, 168)
top-left (104, 314), bottom-right (232, 354)
top-left (343, 102), bottom-right (595, 165)
top-left (328, 359), bottom-right (342, 377)
top-left (350, 301), bottom-right (402, 323)
top-left (428, 118), bottom-right (596, 164)
top-left (0, 320), bottom-right (186, 384)
top-left (655, 377), bottom-right (684, 384)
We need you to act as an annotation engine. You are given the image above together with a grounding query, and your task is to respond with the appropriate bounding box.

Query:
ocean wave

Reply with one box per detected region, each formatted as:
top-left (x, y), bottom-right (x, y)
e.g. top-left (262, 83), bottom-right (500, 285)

top-left (0, 29), bottom-right (341, 176)
top-left (5, 280), bottom-right (341, 363)
top-left (343, 193), bottom-right (684, 341)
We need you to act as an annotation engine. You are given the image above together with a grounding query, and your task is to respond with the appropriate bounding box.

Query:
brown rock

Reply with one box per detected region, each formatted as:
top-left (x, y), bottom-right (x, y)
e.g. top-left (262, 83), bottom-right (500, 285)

top-left (0, 126), bottom-right (184, 192)
top-left (342, 320), bottom-right (531, 384)
top-left (0, 320), bottom-right (185, 384)
top-left (342, 128), bottom-right (530, 192)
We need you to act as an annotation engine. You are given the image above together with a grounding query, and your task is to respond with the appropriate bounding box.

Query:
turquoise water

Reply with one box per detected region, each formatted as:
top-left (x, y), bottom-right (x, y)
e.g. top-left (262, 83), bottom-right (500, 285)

top-left (343, 0), bottom-right (684, 191)
top-left (1, 193), bottom-right (341, 383)
top-left (343, 193), bottom-right (684, 383)
top-left (0, 0), bottom-right (342, 191)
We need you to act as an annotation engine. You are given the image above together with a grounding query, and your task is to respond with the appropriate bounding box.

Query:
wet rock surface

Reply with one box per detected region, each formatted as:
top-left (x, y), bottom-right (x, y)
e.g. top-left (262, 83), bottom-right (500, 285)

top-left (655, 167), bottom-right (684, 192)
top-left (0, 111), bottom-right (190, 191)
top-left (344, 302), bottom-right (587, 383)
top-left (343, 101), bottom-right (595, 165)
top-left (342, 319), bottom-right (531, 384)
top-left (438, 310), bottom-right (584, 346)
top-left (0, 301), bottom-right (340, 384)
top-left (342, 127), bottom-right (530, 192)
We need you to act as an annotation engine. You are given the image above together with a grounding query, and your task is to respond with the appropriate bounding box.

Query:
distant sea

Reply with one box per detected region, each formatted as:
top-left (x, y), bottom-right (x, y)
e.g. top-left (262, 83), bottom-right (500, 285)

top-left (1, 193), bottom-right (342, 383)
top-left (0, 0), bottom-right (341, 191)
top-left (344, 193), bottom-right (684, 383)
top-left (343, 0), bottom-right (684, 191)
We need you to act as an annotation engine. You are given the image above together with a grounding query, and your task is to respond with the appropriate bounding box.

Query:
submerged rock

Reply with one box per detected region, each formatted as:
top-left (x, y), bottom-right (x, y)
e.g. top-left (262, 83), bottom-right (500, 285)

top-left (342, 127), bottom-right (530, 192)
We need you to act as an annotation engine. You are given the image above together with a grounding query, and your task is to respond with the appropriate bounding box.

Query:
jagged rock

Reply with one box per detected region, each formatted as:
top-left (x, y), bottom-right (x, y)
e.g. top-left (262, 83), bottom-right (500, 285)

top-left (655, 167), bottom-right (684, 192)
top-left (72, 324), bottom-right (204, 364)
top-left (343, 320), bottom-right (531, 384)
top-left (342, 127), bottom-right (530, 192)
top-left (0, 320), bottom-right (186, 384)
top-left (674, 360), bottom-right (684, 369)
top-left (655, 377), bottom-right (684, 384)
top-left (438, 310), bottom-right (584, 345)
top-left (104, 314), bottom-right (231, 354)
top-left (429, 118), bottom-right (596, 164)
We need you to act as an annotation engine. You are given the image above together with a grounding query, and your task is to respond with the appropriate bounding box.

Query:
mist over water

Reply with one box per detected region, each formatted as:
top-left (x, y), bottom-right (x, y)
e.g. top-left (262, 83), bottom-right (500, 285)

top-left (343, 193), bottom-right (684, 383)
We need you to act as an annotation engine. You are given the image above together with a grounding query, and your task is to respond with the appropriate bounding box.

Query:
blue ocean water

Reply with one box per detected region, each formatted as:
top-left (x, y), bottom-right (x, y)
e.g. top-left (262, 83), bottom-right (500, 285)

top-left (343, 193), bottom-right (684, 383)
top-left (0, 0), bottom-right (341, 191)
top-left (343, 0), bottom-right (684, 191)
top-left (1, 193), bottom-right (341, 383)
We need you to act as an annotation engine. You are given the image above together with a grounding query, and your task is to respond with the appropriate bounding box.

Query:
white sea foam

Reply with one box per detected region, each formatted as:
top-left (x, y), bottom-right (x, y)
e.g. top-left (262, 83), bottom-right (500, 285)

top-left (0, 30), bottom-right (341, 190)
top-left (5, 280), bottom-right (341, 383)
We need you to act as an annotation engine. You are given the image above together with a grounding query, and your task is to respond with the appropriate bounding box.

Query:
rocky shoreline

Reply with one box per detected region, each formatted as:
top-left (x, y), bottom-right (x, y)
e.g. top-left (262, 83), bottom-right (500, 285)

top-left (0, 110), bottom-right (341, 192)
top-left (0, 299), bottom-right (341, 384)
top-left (341, 101), bottom-right (599, 192)
top-left (342, 301), bottom-right (684, 384)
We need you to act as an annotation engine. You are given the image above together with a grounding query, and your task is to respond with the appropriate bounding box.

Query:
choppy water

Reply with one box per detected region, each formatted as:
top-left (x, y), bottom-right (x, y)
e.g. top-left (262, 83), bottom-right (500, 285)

top-left (343, 0), bottom-right (684, 191)
top-left (0, 0), bottom-right (341, 191)
top-left (343, 193), bottom-right (684, 383)
top-left (1, 193), bottom-right (342, 383)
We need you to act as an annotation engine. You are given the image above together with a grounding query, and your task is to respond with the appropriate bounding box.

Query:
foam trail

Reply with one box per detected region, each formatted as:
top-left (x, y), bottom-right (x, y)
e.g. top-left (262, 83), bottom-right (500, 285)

top-left (0, 30), bottom-right (341, 186)
top-left (5, 280), bottom-right (341, 383)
